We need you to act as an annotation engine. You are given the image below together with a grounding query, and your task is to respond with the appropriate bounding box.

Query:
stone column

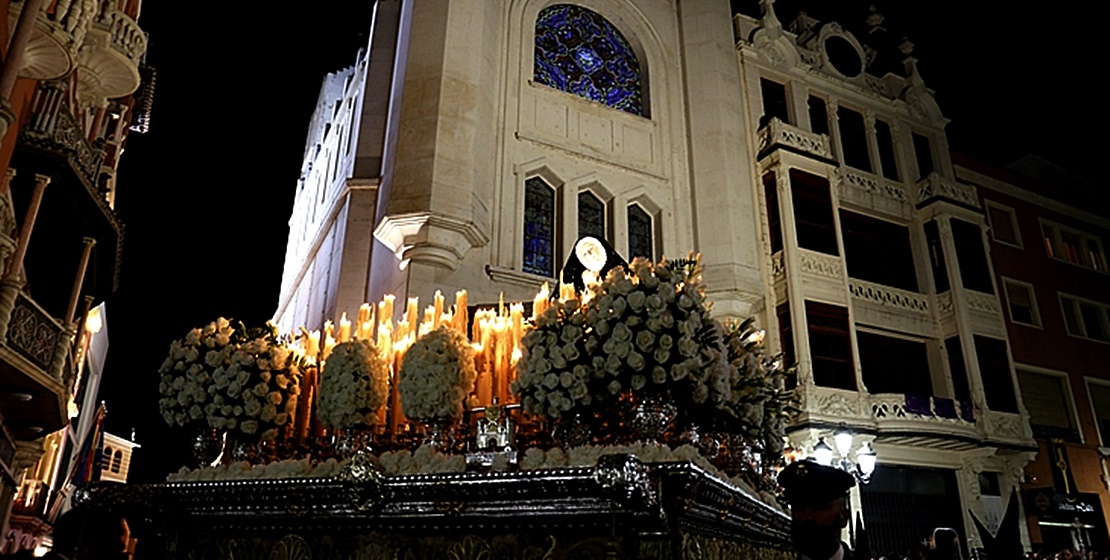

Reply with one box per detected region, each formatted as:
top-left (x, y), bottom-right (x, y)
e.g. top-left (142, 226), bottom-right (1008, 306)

top-left (0, 0), bottom-right (49, 141)
top-left (863, 110), bottom-right (882, 178)
top-left (826, 99), bottom-right (843, 167)
top-left (53, 238), bottom-right (96, 383)
top-left (0, 174), bottom-right (51, 343)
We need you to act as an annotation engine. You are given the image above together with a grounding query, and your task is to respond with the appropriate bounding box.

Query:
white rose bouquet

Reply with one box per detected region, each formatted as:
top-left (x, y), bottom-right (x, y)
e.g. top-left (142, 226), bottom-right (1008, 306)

top-left (157, 317), bottom-right (237, 429)
top-left (720, 318), bottom-right (798, 459)
top-left (207, 325), bottom-right (303, 441)
top-left (511, 297), bottom-right (595, 419)
top-left (583, 254), bottom-right (733, 408)
top-left (317, 339), bottom-right (390, 429)
top-left (398, 326), bottom-right (477, 421)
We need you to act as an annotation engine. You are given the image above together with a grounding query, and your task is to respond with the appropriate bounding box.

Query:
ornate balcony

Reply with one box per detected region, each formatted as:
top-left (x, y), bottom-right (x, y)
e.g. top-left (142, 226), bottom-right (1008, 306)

top-left (0, 289), bottom-right (72, 441)
top-left (914, 172), bottom-right (980, 208)
top-left (75, 2), bottom-right (146, 105)
top-left (756, 117), bottom-right (832, 161)
top-left (836, 167), bottom-right (911, 218)
top-left (18, 80), bottom-right (109, 210)
top-left (6, 0), bottom-right (90, 81)
top-left (868, 393), bottom-right (981, 450)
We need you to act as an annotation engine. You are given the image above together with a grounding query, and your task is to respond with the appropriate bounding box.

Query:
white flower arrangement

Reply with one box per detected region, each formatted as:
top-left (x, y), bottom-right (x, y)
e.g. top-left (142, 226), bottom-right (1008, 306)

top-left (720, 318), bottom-right (798, 459)
top-left (582, 254), bottom-right (732, 408)
top-left (398, 326), bottom-right (477, 421)
top-left (511, 298), bottom-right (594, 419)
top-left (206, 327), bottom-right (303, 441)
top-left (317, 339), bottom-right (390, 429)
top-left (157, 318), bottom-right (237, 429)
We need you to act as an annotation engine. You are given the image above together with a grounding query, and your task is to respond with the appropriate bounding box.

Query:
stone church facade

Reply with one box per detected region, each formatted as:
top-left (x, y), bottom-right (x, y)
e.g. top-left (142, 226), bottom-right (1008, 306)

top-left (273, 1), bottom-right (1039, 553)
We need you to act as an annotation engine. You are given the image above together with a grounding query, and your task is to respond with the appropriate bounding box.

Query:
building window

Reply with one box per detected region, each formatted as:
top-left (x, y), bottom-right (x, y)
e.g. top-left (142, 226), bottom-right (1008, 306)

top-left (778, 303), bottom-right (796, 390)
top-left (924, 220), bottom-right (950, 293)
top-left (101, 446), bottom-right (114, 472)
top-left (857, 330), bottom-right (931, 396)
top-left (1088, 380), bottom-right (1110, 447)
top-left (789, 170), bottom-right (839, 256)
top-left (1059, 294), bottom-right (1110, 343)
top-left (1017, 368), bottom-right (1078, 442)
top-left (760, 78), bottom-right (789, 126)
top-left (763, 172), bottom-right (783, 253)
top-left (874, 119), bottom-right (899, 182)
top-left (950, 218), bottom-right (993, 294)
top-left (1002, 278), bottom-right (1040, 327)
top-left (945, 336), bottom-right (971, 403)
top-left (974, 335), bottom-right (1018, 413)
top-left (1040, 220), bottom-right (1107, 272)
top-left (627, 204), bottom-right (653, 261)
top-left (837, 106), bottom-right (871, 172)
top-left (523, 177), bottom-right (557, 277)
top-left (808, 95), bottom-right (828, 136)
top-left (985, 201), bottom-right (1021, 248)
top-left (111, 450), bottom-right (123, 473)
top-left (912, 132), bottom-right (934, 180)
top-left (806, 301), bottom-right (856, 391)
top-left (533, 5), bottom-right (643, 116)
top-left (578, 191), bottom-right (606, 240)
top-left (839, 210), bottom-right (917, 292)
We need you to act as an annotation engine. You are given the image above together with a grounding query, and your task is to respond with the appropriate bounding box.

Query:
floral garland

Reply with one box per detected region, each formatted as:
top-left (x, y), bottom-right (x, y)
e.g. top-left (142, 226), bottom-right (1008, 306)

top-left (511, 297), bottom-right (593, 419)
top-left (317, 339), bottom-right (390, 429)
top-left (157, 318), bottom-right (237, 429)
top-left (398, 326), bottom-right (477, 421)
top-left (210, 329), bottom-right (303, 441)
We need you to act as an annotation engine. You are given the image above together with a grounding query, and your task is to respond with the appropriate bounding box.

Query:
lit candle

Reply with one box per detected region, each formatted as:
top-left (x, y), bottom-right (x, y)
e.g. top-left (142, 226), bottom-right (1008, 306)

top-left (338, 313), bottom-right (351, 343)
top-left (358, 303), bottom-right (372, 326)
top-left (533, 282), bottom-right (549, 321)
top-left (433, 290), bottom-right (444, 328)
top-left (324, 320), bottom-right (335, 346)
top-left (307, 330), bottom-right (321, 361)
top-left (510, 303), bottom-right (524, 346)
top-left (454, 290), bottom-right (468, 334)
top-left (406, 297), bottom-right (419, 332)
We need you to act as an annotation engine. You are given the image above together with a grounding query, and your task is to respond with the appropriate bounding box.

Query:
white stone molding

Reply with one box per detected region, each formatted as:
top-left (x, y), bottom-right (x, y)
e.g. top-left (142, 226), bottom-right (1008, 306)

top-left (810, 387), bottom-right (861, 417)
top-left (771, 251), bottom-right (785, 279)
top-left (982, 410), bottom-right (1034, 444)
top-left (965, 291), bottom-right (1001, 316)
top-left (374, 212), bottom-right (490, 271)
top-left (935, 291), bottom-right (954, 317)
top-left (848, 280), bottom-right (929, 315)
top-left (915, 172), bottom-right (979, 208)
top-left (798, 249), bottom-right (843, 281)
top-left (757, 117), bottom-right (831, 160)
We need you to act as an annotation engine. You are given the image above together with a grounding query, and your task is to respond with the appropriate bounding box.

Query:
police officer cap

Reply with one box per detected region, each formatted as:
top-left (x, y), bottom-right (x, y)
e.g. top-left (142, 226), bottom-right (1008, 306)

top-left (778, 459), bottom-right (855, 505)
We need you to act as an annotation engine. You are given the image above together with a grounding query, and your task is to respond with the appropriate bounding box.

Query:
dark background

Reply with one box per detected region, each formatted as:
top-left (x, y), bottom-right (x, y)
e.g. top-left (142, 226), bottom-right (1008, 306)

top-left (97, 1), bottom-right (1097, 482)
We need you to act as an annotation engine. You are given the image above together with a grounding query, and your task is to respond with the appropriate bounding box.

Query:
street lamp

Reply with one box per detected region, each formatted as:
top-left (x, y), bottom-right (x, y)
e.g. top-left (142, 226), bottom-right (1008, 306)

top-left (812, 426), bottom-right (877, 484)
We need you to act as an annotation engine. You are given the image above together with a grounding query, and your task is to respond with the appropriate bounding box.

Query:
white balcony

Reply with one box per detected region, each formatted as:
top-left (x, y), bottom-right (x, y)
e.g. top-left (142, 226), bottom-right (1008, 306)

top-left (757, 117), bottom-right (832, 161)
top-left (7, 0), bottom-right (89, 81)
top-left (76, 3), bottom-right (146, 105)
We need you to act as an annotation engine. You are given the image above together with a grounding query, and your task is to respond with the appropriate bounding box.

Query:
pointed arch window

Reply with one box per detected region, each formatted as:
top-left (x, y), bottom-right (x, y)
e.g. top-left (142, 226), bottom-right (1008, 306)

top-left (578, 191), bottom-right (606, 240)
top-left (628, 204), bottom-right (653, 261)
top-left (523, 177), bottom-right (557, 277)
top-left (534, 4), bottom-right (644, 116)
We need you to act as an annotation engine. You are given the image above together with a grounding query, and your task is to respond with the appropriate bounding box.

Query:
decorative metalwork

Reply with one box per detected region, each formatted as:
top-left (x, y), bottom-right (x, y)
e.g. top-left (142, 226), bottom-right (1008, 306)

top-left (8, 293), bottom-right (64, 374)
top-left (337, 451), bottom-right (384, 511)
top-left (534, 5), bottom-right (643, 116)
top-left (18, 81), bottom-right (110, 208)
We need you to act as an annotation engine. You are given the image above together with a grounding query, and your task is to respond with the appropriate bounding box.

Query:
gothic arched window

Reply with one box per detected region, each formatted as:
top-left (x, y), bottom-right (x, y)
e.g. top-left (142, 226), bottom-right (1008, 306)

top-left (111, 450), bottom-right (123, 473)
top-left (578, 191), bottom-right (606, 240)
top-left (534, 4), bottom-right (644, 116)
top-left (523, 177), bottom-right (557, 277)
top-left (628, 204), bottom-right (653, 261)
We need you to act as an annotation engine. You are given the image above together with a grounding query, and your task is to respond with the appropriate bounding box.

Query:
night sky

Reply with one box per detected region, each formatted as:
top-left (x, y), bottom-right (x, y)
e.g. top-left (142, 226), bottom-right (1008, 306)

top-left (96, 1), bottom-right (1097, 482)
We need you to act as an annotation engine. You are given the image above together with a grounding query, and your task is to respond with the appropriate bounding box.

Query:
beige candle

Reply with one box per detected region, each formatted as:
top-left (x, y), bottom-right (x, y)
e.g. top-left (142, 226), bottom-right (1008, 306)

top-left (533, 282), bottom-right (549, 321)
top-left (454, 290), bottom-right (468, 334)
top-left (338, 313), bottom-right (351, 343)
top-left (307, 330), bottom-right (321, 362)
top-left (510, 303), bottom-right (524, 346)
top-left (406, 297), bottom-right (419, 332)
top-left (433, 290), bottom-right (444, 328)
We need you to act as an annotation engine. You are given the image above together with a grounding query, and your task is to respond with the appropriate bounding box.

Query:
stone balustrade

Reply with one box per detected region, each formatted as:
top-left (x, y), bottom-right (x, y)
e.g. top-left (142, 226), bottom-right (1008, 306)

top-left (19, 80), bottom-right (106, 197)
top-left (848, 279), bottom-right (929, 315)
top-left (914, 172), bottom-right (980, 208)
top-left (757, 117), bottom-right (832, 160)
top-left (93, 3), bottom-right (146, 64)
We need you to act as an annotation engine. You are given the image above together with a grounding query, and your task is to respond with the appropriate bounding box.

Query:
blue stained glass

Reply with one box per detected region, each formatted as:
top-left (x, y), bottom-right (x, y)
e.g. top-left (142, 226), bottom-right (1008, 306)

top-left (573, 47), bottom-right (603, 73)
top-left (523, 178), bottom-right (556, 278)
top-left (578, 191), bottom-right (606, 240)
top-left (628, 204), bottom-right (653, 261)
top-left (534, 4), bottom-right (644, 116)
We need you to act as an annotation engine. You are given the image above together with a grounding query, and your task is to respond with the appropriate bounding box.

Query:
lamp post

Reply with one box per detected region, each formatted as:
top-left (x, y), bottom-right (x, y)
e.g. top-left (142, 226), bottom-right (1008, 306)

top-left (811, 425), bottom-right (877, 484)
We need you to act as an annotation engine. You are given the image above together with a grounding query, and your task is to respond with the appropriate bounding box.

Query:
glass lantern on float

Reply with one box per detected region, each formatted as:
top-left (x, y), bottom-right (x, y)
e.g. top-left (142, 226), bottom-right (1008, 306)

top-left (812, 425), bottom-right (877, 484)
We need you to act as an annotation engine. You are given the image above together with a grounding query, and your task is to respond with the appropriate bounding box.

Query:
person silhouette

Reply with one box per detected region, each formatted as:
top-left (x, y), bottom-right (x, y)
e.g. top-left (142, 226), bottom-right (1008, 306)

top-left (778, 459), bottom-right (858, 560)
